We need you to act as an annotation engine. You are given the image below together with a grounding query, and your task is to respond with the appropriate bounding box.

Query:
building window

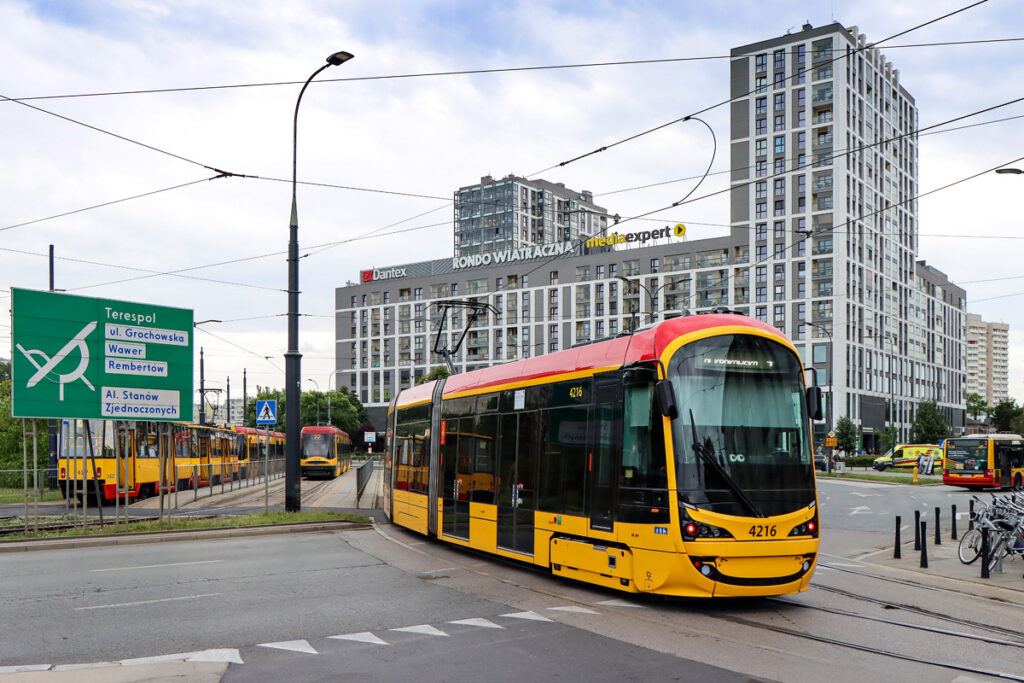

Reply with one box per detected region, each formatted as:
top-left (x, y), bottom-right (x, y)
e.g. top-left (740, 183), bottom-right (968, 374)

top-left (755, 139), bottom-right (767, 157)
top-left (755, 181), bottom-right (767, 199)
top-left (774, 243), bottom-right (785, 259)
top-left (774, 264), bottom-right (785, 281)
top-left (774, 199), bottom-right (785, 216)
top-left (774, 178), bottom-right (785, 196)
top-left (774, 93), bottom-right (785, 111)
top-left (756, 286), bottom-right (767, 302)
top-left (651, 258), bottom-right (660, 273)
top-left (550, 271), bottom-right (558, 285)
top-left (755, 97), bottom-right (767, 115)
top-left (414, 288), bottom-right (423, 300)
top-left (756, 118), bottom-right (767, 135)
top-left (755, 203), bottom-right (767, 219)
top-left (755, 54), bottom-right (767, 72)
top-left (775, 158), bottom-right (786, 175)
top-left (756, 306), bottom-right (767, 322)
top-left (609, 263), bottom-right (618, 278)
top-left (796, 67), bottom-right (806, 84)
top-left (774, 136), bottom-right (785, 154)
top-left (596, 264), bottom-right (604, 279)
top-left (774, 114), bottom-right (785, 131)
top-left (756, 245), bottom-right (767, 260)
top-left (755, 76), bottom-right (767, 93)
top-left (774, 221), bottom-right (785, 238)
top-left (756, 160), bottom-right (767, 177)
top-left (755, 222), bottom-right (767, 240)
top-left (774, 284), bottom-right (785, 300)
top-left (797, 89), bottom-right (806, 107)
top-left (774, 71), bottom-right (785, 89)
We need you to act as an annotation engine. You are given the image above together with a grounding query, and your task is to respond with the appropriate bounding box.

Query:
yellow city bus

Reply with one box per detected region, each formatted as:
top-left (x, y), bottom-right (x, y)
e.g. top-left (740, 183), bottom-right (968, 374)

top-left (385, 313), bottom-right (822, 598)
top-left (943, 434), bottom-right (1024, 490)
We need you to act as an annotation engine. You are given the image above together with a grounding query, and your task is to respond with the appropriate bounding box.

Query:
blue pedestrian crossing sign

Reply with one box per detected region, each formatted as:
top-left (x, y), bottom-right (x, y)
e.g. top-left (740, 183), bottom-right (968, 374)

top-left (256, 399), bottom-right (277, 425)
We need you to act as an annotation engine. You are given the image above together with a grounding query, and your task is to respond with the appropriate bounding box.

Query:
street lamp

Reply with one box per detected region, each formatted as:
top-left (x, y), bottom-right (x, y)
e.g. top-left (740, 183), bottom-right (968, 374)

top-left (615, 276), bottom-right (673, 325)
top-left (327, 369), bottom-right (342, 426)
top-left (805, 321), bottom-right (833, 467)
top-left (285, 50), bottom-right (354, 513)
top-left (193, 320), bottom-right (222, 425)
top-left (307, 379), bottom-right (320, 426)
top-left (885, 332), bottom-right (897, 446)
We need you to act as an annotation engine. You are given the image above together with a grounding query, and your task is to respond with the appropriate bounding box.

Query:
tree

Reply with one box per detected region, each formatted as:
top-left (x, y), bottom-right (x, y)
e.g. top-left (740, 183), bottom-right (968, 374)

top-left (0, 360), bottom-right (10, 383)
top-left (990, 399), bottom-right (1023, 433)
top-left (417, 365), bottom-right (450, 385)
top-left (1010, 412), bottom-right (1024, 437)
top-left (965, 392), bottom-right (989, 424)
top-left (880, 426), bottom-right (898, 454)
top-left (0, 379), bottom-right (48, 469)
top-left (910, 399), bottom-right (949, 444)
top-left (834, 416), bottom-right (859, 455)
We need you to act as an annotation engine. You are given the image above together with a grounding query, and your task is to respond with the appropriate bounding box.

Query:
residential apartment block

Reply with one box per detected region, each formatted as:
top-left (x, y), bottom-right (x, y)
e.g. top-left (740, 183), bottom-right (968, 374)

top-left (966, 312), bottom-right (1010, 405)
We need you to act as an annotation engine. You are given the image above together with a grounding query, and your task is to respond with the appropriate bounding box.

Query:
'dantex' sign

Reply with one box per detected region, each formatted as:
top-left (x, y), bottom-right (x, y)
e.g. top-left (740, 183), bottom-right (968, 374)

top-left (10, 289), bottom-right (194, 422)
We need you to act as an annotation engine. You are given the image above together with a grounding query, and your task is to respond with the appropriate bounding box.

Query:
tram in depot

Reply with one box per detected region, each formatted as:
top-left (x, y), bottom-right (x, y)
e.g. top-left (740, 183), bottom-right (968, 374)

top-left (58, 419), bottom-right (175, 502)
top-left (300, 425), bottom-right (353, 478)
top-left (384, 312), bottom-right (823, 598)
top-left (942, 434), bottom-right (1024, 490)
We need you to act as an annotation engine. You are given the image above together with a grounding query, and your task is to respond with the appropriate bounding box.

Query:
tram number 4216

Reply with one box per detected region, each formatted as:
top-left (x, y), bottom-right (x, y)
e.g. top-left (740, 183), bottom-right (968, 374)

top-left (748, 524), bottom-right (777, 538)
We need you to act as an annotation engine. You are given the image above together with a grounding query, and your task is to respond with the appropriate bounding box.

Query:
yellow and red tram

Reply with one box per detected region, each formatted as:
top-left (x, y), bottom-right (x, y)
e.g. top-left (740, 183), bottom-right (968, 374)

top-left (384, 313), bottom-right (822, 597)
top-left (300, 425), bottom-right (352, 478)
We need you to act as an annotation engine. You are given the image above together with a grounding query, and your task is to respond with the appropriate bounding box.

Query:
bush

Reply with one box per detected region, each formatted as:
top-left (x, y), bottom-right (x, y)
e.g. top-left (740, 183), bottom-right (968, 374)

top-left (843, 455), bottom-right (876, 468)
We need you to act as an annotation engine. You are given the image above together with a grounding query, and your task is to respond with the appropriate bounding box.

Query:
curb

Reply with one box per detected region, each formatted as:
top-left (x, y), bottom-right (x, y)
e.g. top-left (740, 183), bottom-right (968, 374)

top-left (0, 520), bottom-right (372, 554)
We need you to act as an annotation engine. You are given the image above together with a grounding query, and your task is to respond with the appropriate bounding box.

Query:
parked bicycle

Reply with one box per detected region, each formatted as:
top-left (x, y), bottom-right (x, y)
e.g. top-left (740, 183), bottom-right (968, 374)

top-left (958, 494), bottom-right (1024, 573)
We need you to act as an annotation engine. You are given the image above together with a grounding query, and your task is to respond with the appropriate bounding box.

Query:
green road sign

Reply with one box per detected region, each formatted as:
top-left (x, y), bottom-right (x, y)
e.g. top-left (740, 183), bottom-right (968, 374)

top-left (10, 289), bottom-right (194, 422)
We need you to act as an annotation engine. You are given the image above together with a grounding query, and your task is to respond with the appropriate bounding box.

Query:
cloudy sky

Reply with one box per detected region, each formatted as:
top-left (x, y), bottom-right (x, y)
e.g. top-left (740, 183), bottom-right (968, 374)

top-left (2, 0), bottom-right (1023, 415)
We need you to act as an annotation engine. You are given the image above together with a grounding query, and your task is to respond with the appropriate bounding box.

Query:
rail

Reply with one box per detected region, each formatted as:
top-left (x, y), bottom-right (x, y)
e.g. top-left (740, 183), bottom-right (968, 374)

top-left (355, 455), bottom-right (376, 505)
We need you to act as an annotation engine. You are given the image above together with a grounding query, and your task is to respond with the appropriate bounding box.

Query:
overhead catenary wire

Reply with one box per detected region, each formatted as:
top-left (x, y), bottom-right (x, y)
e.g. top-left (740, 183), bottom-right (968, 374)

top-left (3, 35), bottom-right (1020, 103)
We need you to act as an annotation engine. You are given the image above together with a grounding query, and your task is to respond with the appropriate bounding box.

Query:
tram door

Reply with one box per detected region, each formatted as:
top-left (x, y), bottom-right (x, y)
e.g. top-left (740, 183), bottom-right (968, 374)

top-left (497, 412), bottom-right (538, 556)
top-left (441, 418), bottom-right (470, 540)
top-left (588, 377), bottom-right (622, 531)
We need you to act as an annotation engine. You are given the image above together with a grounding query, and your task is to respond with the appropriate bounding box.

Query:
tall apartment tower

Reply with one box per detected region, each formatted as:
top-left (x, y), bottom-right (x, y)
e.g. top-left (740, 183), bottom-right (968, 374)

top-left (965, 313), bottom-right (1010, 405)
top-left (730, 22), bottom-right (966, 448)
top-left (454, 175), bottom-right (609, 258)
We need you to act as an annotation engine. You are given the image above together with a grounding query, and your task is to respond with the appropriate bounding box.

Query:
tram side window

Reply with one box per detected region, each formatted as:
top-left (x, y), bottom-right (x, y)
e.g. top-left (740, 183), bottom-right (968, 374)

top-left (622, 385), bottom-right (667, 490)
top-left (472, 414), bottom-right (497, 503)
top-left (537, 407), bottom-right (588, 515)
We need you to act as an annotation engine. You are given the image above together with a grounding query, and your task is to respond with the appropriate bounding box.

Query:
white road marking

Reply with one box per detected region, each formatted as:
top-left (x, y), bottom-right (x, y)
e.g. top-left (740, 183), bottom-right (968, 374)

top-left (91, 560), bottom-right (223, 573)
top-left (850, 492), bottom-right (881, 498)
top-left (119, 649), bottom-right (242, 665)
top-left (328, 632), bottom-right (389, 645)
top-left (0, 665), bottom-right (51, 674)
top-left (75, 593), bottom-right (220, 611)
top-left (549, 606), bottom-right (600, 614)
top-left (449, 618), bottom-right (503, 629)
top-left (259, 640), bottom-right (318, 654)
top-left (391, 624), bottom-right (449, 637)
top-left (501, 611), bottom-right (553, 622)
top-left (848, 506), bottom-right (872, 516)
top-left (596, 599), bottom-right (647, 608)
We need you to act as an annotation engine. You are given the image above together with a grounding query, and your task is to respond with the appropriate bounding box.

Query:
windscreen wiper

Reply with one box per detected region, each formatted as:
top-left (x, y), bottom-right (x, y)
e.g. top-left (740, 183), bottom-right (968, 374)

top-left (689, 410), bottom-right (764, 518)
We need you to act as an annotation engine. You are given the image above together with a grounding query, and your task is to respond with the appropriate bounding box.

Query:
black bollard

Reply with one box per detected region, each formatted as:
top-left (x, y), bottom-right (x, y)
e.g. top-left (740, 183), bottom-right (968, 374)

top-left (894, 515), bottom-right (902, 559)
top-left (981, 528), bottom-right (990, 579)
top-left (914, 510), bottom-right (921, 550)
top-left (969, 500), bottom-right (974, 531)
top-left (951, 504), bottom-right (957, 540)
top-left (920, 521), bottom-right (928, 568)
top-left (935, 507), bottom-right (941, 545)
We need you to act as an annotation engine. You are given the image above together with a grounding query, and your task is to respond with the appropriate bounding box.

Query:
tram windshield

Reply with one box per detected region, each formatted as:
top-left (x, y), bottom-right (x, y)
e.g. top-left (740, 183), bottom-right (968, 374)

top-left (302, 433), bottom-right (332, 458)
top-left (668, 334), bottom-right (815, 516)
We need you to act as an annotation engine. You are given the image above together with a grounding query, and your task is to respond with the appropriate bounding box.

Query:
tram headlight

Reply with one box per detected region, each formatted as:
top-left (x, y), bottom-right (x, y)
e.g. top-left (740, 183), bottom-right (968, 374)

top-left (680, 507), bottom-right (733, 541)
top-left (788, 514), bottom-right (820, 538)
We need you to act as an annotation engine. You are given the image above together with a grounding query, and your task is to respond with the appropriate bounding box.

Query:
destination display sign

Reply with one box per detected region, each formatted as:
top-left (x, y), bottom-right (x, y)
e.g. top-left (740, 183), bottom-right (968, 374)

top-left (10, 289), bottom-right (194, 422)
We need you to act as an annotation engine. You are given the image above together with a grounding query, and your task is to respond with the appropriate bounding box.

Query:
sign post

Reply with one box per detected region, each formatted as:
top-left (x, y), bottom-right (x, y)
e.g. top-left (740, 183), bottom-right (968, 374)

top-left (256, 400), bottom-right (277, 513)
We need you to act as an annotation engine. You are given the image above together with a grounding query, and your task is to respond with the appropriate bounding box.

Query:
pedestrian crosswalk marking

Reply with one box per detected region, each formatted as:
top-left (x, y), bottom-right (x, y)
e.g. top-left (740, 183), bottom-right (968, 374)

top-left (258, 640), bottom-right (317, 654)
top-left (328, 632), bottom-right (389, 645)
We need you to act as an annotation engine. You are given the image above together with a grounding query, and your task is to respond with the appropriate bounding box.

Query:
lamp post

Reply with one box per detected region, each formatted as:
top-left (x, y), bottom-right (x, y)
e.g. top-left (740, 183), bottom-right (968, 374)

top-left (192, 320), bottom-right (222, 426)
top-left (327, 370), bottom-right (342, 426)
top-left (806, 321), bottom-right (833, 467)
top-left (285, 50), bottom-right (354, 513)
top-left (885, 332), bottom-right (897, 447)
top-left (307, 379), bottom-right (320, 426)
top-left (615, 276), bottom-right (672, 325)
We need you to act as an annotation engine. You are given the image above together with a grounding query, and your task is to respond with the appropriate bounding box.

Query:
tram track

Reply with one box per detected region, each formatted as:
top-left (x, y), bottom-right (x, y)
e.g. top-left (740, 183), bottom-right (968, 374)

top-left (368, 523), bottom-right (1024, 681)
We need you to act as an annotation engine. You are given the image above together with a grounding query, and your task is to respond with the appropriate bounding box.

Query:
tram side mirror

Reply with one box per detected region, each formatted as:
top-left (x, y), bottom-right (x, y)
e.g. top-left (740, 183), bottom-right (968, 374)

top-left (656, 380), bottom-right (679, 420)
top-left (806, 386), bottom-right (823, 421)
